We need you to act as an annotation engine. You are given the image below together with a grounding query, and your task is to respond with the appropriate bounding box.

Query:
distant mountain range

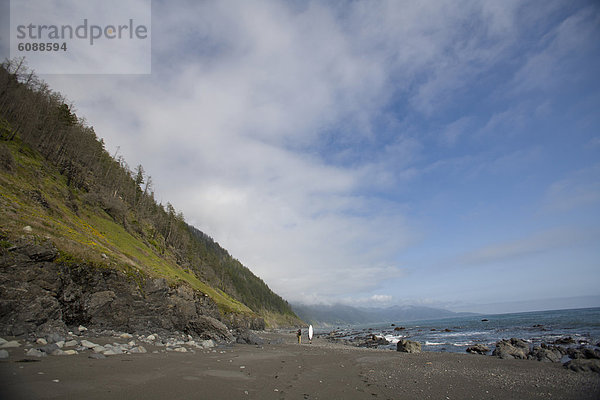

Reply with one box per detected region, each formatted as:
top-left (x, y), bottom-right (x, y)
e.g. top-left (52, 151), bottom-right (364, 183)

top-left (292, 303), bottom-right (477, 327)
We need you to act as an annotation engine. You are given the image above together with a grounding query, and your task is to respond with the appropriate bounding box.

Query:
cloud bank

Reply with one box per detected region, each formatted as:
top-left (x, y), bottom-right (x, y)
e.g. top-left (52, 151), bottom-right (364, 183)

top-left (35, 0), bottom-right (600, 310)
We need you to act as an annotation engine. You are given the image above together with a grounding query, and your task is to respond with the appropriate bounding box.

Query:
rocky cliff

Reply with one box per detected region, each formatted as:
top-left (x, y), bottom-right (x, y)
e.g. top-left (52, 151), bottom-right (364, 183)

top-left (0, 236), bottom-right (264, 340)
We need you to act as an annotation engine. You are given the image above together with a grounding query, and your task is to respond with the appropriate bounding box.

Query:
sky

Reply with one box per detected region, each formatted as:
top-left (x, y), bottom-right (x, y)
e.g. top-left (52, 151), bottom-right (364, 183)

top-left (2, 0), bottom-right (599, 314)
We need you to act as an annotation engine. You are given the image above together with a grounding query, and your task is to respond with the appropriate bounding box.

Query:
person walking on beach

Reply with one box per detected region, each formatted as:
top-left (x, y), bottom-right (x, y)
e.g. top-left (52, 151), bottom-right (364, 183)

top-left (297, 328), bottom-right (302, 344)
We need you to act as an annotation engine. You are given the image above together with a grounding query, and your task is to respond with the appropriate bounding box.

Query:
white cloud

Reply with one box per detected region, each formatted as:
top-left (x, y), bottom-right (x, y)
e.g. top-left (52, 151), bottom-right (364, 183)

top-left (38, 0), bottom-right (599, 307)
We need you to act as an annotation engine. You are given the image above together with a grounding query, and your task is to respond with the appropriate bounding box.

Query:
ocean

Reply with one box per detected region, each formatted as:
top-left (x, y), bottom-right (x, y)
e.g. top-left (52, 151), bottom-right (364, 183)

top-left (327, 307), bottom-right (600, 353)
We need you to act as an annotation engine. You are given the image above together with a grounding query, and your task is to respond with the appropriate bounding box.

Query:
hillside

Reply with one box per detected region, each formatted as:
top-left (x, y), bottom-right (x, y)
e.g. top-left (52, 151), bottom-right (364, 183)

top-left (0, 59), bottom-right (302, 334)
top-left (292, 303), bottom-right (476, 327)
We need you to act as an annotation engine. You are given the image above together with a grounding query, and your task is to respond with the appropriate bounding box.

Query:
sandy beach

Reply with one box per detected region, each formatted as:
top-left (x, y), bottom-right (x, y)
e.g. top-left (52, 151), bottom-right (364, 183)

top-left (1, 331), bottom-right (599, 399)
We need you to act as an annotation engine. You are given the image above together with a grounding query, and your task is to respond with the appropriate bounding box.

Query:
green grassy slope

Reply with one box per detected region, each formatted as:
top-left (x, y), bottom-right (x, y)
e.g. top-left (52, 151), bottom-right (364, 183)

top-left (0, 134), bottom-right (252, 315)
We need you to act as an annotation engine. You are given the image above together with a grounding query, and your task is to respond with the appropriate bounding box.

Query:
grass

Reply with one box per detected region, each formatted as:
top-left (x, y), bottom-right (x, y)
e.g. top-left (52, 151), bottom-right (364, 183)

top-left (0, 135), bottom-right (252, 316)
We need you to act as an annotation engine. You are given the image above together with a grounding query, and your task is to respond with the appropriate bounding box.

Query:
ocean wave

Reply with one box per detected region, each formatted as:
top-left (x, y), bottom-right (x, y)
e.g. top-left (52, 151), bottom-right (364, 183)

top-left (437, 331), bottom-right (487, 338)
top-left (383, 334), bottom-right (403, 344)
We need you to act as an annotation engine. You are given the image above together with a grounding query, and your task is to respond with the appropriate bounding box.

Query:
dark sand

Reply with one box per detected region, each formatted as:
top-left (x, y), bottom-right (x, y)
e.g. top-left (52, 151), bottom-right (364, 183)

top-left (1, 332), bottom-right (599, 399)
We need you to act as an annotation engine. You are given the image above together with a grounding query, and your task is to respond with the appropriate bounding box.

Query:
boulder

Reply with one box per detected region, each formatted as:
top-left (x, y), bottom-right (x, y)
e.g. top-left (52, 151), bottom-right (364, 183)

top-left (359, 334), bottom-right (389, 348)
top-left (466, 344), bottom-right (490, 355)
top-left (25, 348), bottom-right (46, 357)
top-left (80, 340), bottom-right (99, 348)
top-left (568, 347), bottom-right (600, 360)
top-left (235, 330), bottom-right (265, 345)
top-left (396, 339), bottom-right (421, 353)
top-left (492, 338), bottom-right (530, 359)
top-left (564, 359), bottom-right (600, 373)
top-left (45, 333), bottom-right (65, 344)
top-left (0, 340), bottom-right (21, 348)
top-left (528, 346), bottom-right (561, 363)
top-left (553, 337), bottom-right (576, 345)
top-left (173, 347), bottom-right (187, 353)
top-left (582, 348), bottom-right (600, 359)
top-left (129, 346), bottom-right (147, 354)
top-left (38, 343), bottom-right (60, 355)
top-left (187, 316), bottom-right (234, 342)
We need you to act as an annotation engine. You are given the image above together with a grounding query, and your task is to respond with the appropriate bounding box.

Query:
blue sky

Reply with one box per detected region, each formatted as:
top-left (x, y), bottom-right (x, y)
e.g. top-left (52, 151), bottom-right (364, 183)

top-left (2, 0), bottom-right (599, 313)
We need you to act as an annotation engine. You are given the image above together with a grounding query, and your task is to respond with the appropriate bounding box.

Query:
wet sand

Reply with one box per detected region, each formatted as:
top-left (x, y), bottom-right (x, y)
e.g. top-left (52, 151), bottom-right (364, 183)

top-left (1, 332), bottom-right (599, 399)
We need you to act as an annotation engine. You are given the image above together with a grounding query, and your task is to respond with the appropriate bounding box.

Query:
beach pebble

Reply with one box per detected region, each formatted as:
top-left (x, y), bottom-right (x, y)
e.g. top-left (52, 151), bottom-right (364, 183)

top-left (64, 340), bottom-right (78, 347)
top-left (1, 340), bottom-right (21, 348)
top-left (26, 348), bottom-right (46, 357)
top-left (103, 349), bottom-right (122, 356)
top-left (130, 346), bottom-right (147, 354)
top-left (146, 334), bottom-right (156, 341)
top-left (63, 350), bottom-right (77, 356)
top-left (93, 346), bottom-right (106, 353)
top-left (120, 333), bottom-right (133, 339)
top-left (36, 338), bottom-right (48, 345)
top-left (46, 334), bottom-right (65, 344)
top-left (78, 325), bottom-right (88, 332)
top-left (174, 347), bottom-right (187, 353)
top-left (88, 353), bottom-right (106, 359)
top-left (80, 340), bottom-right (99, 348)
top-left (0, 350), bottom-right (9, 359)
top-left (52, 379), bottom-right (59, 383)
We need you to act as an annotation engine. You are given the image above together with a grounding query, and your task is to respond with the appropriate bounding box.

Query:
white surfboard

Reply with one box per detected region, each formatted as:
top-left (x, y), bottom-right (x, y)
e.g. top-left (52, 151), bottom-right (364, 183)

top-left (308, 325), bottom-right (313, 341)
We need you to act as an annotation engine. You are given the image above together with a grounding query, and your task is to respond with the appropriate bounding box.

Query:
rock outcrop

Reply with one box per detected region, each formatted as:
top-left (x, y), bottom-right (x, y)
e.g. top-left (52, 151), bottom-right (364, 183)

top-left (528, 345), bottom-right (563, 363)
top-left (359, 334), bottom-right (389, 348)
top-left (492, 338), bottom-right (530, 359)
top-left (564, 359), bottom-right (600, 373)
top-left (490, 337), bottom-right (600, 373)
top-left (0, 240), bottom-right (260, 340)
top-left (396, 339), bottom-right (421, 353)
top-left (466, 344), bottom-right (490, 355)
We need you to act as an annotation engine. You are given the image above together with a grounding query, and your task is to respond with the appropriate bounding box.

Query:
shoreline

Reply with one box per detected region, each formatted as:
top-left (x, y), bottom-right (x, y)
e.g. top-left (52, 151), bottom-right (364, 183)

top-left (1, 331), bottom-right (599, 399)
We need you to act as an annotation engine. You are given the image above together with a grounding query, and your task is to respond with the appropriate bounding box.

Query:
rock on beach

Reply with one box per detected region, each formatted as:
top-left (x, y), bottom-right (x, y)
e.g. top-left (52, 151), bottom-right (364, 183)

top-left (396, 339), bottom-right (422, 353)
top-left (492, 338), bottom-right (530, 359)
top-left (466, 344), bottom-right (490, 355)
